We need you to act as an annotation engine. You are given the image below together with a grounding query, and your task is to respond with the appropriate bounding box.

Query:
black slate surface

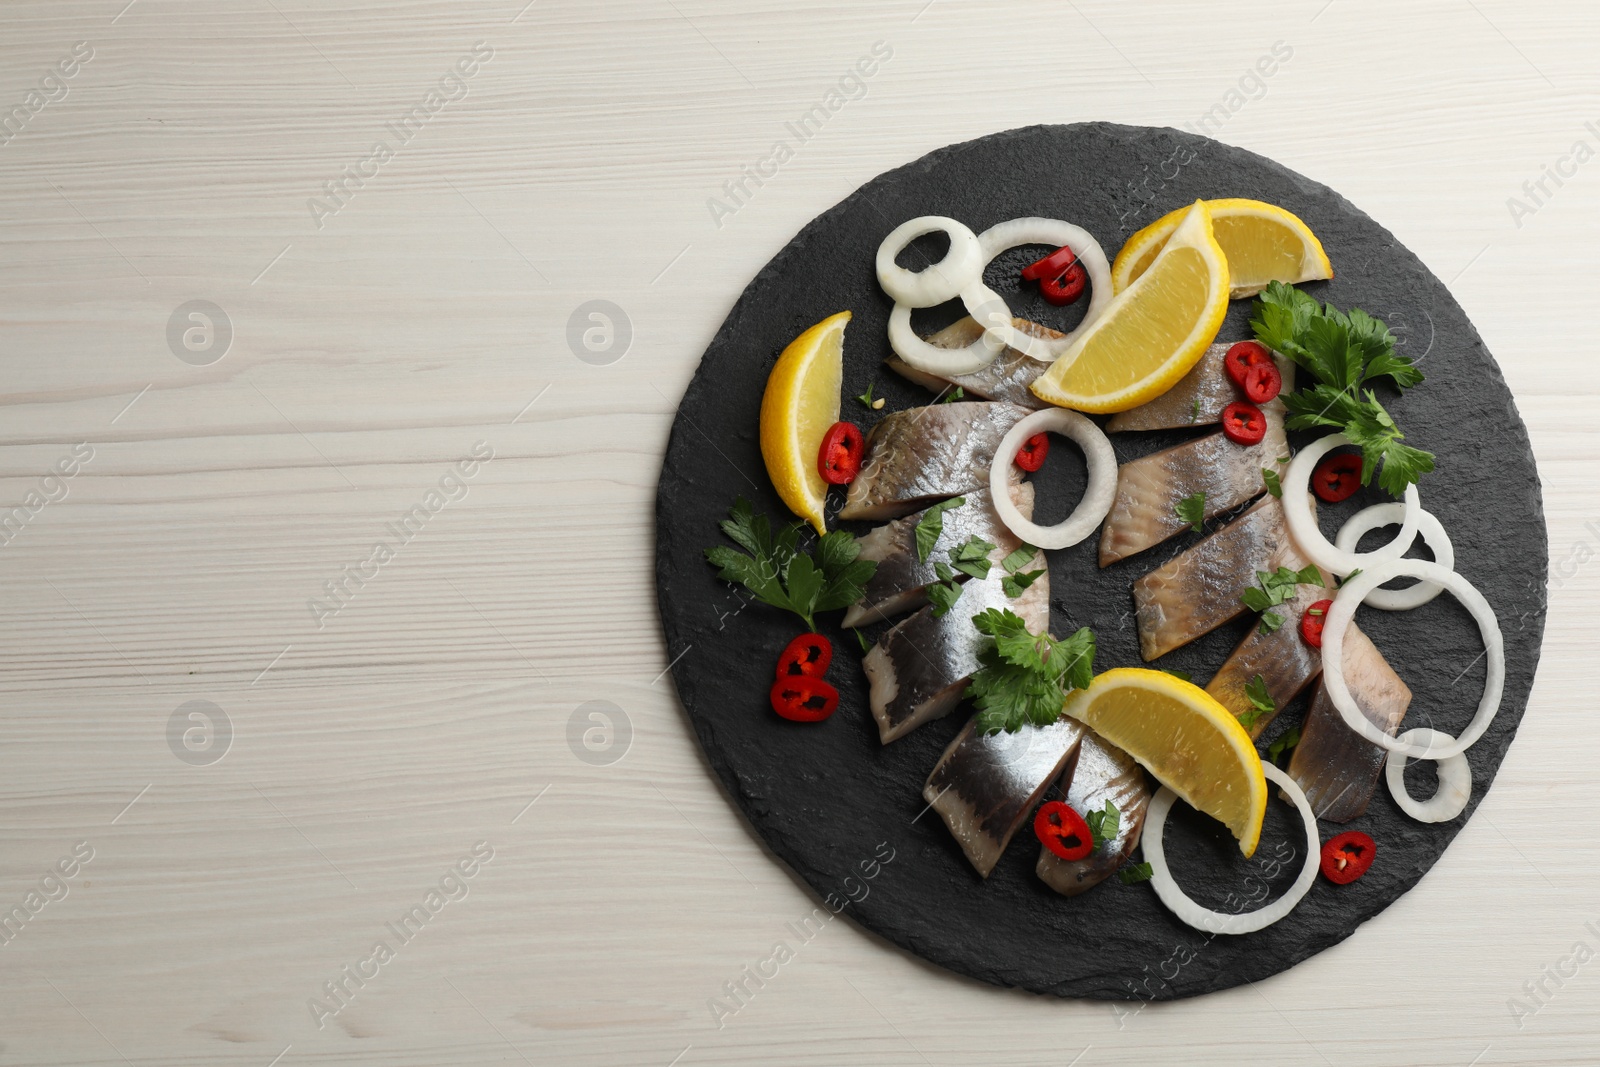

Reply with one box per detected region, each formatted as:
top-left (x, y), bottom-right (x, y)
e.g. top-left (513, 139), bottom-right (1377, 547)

top-left (653, 123), bottom-right (1547, 999)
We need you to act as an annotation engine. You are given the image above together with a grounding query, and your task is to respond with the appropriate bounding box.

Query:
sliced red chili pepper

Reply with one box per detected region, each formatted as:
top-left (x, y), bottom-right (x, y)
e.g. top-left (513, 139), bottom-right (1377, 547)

top-left (1021, 244), bottom-right (1087, 306)
top-left (1224, 340), bottom-right (1273, 387)
top-left (1033, 800), bottom-right (1094, 861)
top-left (776, 632), bottom-right (833, 679)
top-left (1312, 453), bottom-right (1364, 503)
top-left (1220, 401), bottom-right (1266, 445)
top-left (1300, 599), bottom-right (1333, 649)
top-left (769, 675), bottom-right (839, 722)
top-left (1241, 361), bottom-right (1283, 404)
top-left (1015, 432), bottom-right (1049, 472)
top-left (1320, 830), bottom-right (1376, 885)
top-left (818, 421), bottom-right (864, 486)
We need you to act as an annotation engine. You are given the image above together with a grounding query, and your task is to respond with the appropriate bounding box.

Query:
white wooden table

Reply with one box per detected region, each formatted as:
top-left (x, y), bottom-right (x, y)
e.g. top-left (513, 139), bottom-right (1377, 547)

top-left (1, 2), bottom-right (1595, 1063)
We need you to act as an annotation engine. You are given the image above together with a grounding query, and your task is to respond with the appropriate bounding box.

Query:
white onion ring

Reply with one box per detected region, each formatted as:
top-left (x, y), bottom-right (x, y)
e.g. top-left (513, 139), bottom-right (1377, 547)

top-left (1144, 763), bottom-right (1320, 935)
top-left (1385, 727), bottom-right (1472, 822)
top-left (875, 216), bottom-right (984, 308)
top-left (1334, 503), bottom-right (1455, 610)
top-left (987, 408), bottom-right (1116, 549)
top-left (886, 284), bottom-right (1007, 375)
top-left (1283, 433), bottom-right (1421, 576)
top-left (973, 218), bottom-right (1113, 362)
top-left (1323, 558), bottom-right (1504, 761)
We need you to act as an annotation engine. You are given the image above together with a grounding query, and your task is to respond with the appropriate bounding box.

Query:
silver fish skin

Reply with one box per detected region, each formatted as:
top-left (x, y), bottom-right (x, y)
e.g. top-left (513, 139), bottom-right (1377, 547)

top-left (1036, 732), bottom-right (1152, 897)
top-left (1107, 343), bottom-right (1295, 433)
top-left (884, 316), bottom-right (1056, 408)
top-left (925, 715), bottom-right (1085, 878)
top-left (863, 566), bottom-right (1048, 745)
top-left (1133, 495), bottom-right (1307, 661)
top-left (1288, 626), bottom-right (1413, 822)
top-left (843, 484), bottom-right (1034, 628)
top-left (841, 401), bottom-right (1031, 522)
top-left (1097, 404), bottom-right (1288, 566)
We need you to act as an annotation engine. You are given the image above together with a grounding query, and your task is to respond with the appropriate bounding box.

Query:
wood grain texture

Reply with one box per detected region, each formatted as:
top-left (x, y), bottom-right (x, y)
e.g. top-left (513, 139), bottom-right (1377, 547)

top-left (0, 0), bottom-right (1595, 1063)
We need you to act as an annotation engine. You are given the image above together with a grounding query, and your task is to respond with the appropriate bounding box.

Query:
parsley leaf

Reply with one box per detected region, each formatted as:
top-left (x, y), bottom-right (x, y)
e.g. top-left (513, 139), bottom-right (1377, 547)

top-left (1262, 467), bottom-right (1282, 498)
top-left (939, 386), bottom-right (965, 403)
top-left (926, 561), bottom-right (963, 617)
top-left (1162, 668), bottom-right (1192, 683)
top-left (1001, 543), bottom-right (1040, 574)
top-left (1251, 281), bottom-right (1432, 496)
top-left (1259, 611), bottom-right (1284, 634)
top-left (967, 610), bottom-right (1096, 734)
top-left (1175, 491), bottom-right (1206, 534)
top-left (704, 498), bottom-right (877, 630)
top-left (1085, 800), bottom-right (1120, 851)
top-left (1240, 565), bottom-right (1324, 618)
top-left (856, 381), bottom-right (878, 409)
top-left (1119, 862), bottom-right (1154, 885)
top-left (1267, 725), bottom-right (1301, 766)
top-left (1001, 568), bottom-right (1045, 598)
top-left (1238, 674), bottom-right (1276, 731)
top-left (948, 535), bottom-right (995, 580)
top-left (1190, 398), bottom-right (1200, 424)
top-left (914, 497), bottom-right (965, 564)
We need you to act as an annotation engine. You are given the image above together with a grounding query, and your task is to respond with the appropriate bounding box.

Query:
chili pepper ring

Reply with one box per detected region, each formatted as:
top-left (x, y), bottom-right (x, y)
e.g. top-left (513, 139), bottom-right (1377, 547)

top-left (1385, 727), bottom-right (1472, 822)
top-left (1333, 503), bottom-right (1454, 610)
top-left (1143, 762), bottom-right (1321, 936)
top-left (988, 408), bottom-right (1116, 549)
top-left (1282, 433), bottom-right (1421, 576)
top-left (1322, 558), bottom-right (1505, 761)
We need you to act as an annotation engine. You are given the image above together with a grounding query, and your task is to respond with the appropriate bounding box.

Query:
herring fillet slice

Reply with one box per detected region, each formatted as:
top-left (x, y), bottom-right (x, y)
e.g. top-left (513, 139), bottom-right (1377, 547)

top-left (1133, 495), bottom-right (1308, 661)
top-left (1204, 574), bottom-right (1334, 738)
top-left (1097, 404), bottom-right (1288, 566)
top-left (1036, 731), bottom-right (1152, 897)
top-left (840, 401), bottom-right (1031, 522)
top-left (842, 484), bottom-right (1034, 628)
top-left (925, 715), bottom-right (1085, 878)
top-left (862, 566), bottom-right (1048, 745)
top-left (884, 316), bottom-right (1055, 408)
top-left (1106, 343), bottom-right (1295, 432)
top-left (1288, 628), bottom-right (1413, 822)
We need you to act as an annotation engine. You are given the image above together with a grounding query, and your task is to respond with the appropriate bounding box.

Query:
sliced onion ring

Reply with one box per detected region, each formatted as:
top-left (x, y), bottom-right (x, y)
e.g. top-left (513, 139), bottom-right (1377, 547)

top-left (1144, 763), bottom-right (1320, 936)
top-left (973, 218), bottom-right (1113, 362)
top-left (1385, 727), bottom-right (1472, 822)
top-left (987, 408), bottom-right (1116, 549)
top-left (886, 284), bottom-right (1006, 375)
top-left (1323, 558), bottom-right (1504, 761)
top-left (1283, 433), bottom-right (1420, 576)
top-left (1334, 503), bottom-right (1455, 610)
top-left (875, 216), bottom-right (985, 308)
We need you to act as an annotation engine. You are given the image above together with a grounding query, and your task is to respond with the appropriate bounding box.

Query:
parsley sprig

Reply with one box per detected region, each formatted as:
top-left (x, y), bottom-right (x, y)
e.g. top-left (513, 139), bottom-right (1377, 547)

top-left (1175, 491), bottom-right (1206, 534)
top-left (704, 498), bottom-right (877, 632)
top-left (1250, 282), bottom-right (1434, 496)
top-left (999, 541), bottom-right (1045, 598)
top-left (967, 609), bottom-right (1096, 734)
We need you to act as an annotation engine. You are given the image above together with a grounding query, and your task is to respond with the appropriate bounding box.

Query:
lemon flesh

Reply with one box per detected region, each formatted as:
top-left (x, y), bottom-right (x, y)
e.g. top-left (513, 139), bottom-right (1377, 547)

top-left (1031, 201), bottom-right (1228, 414)
top-left (759, 311), bottom-right (849, 534)
top-left (1062, 667), bottom-right (1268, 857)
top-left (1113, 197), bottom-right (1332, 299)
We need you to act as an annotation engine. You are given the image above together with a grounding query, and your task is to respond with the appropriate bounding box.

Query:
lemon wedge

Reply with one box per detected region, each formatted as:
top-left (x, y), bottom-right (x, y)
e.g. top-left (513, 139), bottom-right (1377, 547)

top-left (1030, 201), bottom-right (1228, 414)
top-left (759, 311), bottom-right (849, 534)
top-left (1061, 667), bottom-right (1268, 857)
top-left (1112, 197), bottom-right (1332, 299)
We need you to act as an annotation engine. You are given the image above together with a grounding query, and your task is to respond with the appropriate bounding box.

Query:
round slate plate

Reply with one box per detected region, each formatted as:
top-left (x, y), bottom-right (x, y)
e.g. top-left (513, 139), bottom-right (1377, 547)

top-left (654, 123), bottom-right (1547, 999)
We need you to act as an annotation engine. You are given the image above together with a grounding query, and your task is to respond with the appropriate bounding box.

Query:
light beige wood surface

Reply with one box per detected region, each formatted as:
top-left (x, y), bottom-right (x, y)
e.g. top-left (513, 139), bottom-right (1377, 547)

top-left (1, 1), bottom-right (1597, 1063)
